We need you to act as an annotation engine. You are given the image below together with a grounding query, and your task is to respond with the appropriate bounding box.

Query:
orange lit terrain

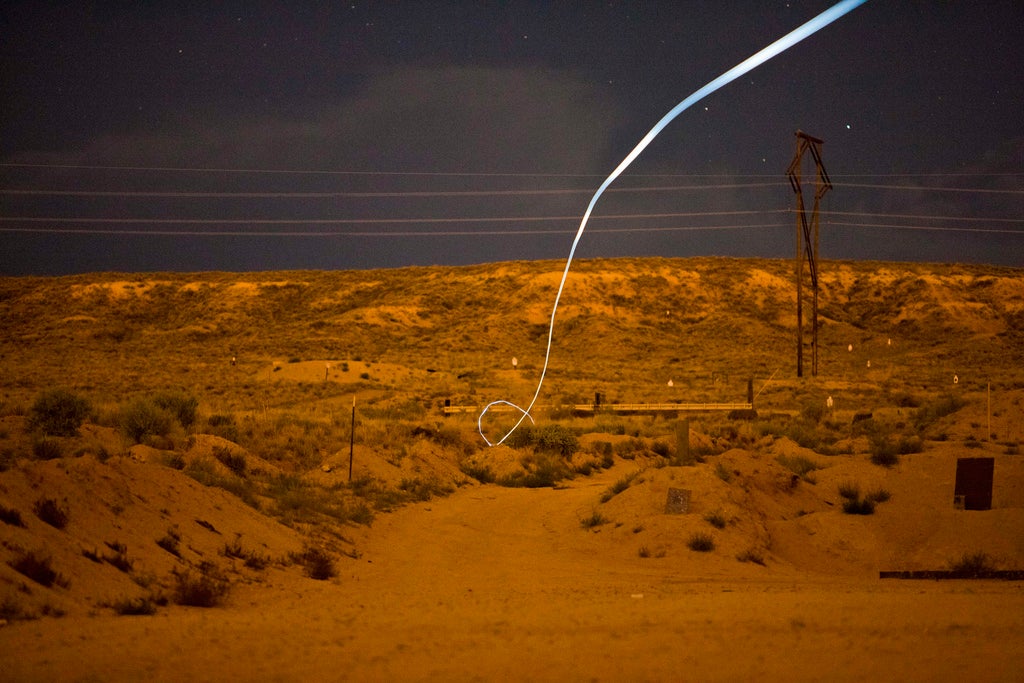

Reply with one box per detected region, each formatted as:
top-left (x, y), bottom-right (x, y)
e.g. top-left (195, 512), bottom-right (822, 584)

top-left (1, 257), bottom-right (1023, 680)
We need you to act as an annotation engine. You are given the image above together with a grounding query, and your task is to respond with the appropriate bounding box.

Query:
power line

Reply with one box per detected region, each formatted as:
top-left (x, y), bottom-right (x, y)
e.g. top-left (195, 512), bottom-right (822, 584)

top-left (827, 221), bottom-right (1024, 235)
top-left (819, 210), bottom-right (1023, 224)
top-left (5, 161), bottom-right (1023, 180)
top-left (0, 209), bottom-right (787, 225)
top-left (0, 223), bottom-right (789, 237)
top-left (836, 182), bottom-right (1024, 195)
top-left (0, 183), bottom-right (789, 199)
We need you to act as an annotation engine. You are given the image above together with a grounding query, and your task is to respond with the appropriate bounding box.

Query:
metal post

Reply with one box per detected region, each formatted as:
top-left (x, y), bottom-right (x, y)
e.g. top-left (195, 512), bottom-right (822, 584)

top-left (348, 396), bottom-right (355, 482)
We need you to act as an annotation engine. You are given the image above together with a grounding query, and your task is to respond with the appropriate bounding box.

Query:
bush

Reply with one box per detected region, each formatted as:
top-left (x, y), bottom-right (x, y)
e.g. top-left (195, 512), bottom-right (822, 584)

top-left (292, 547), bottom-right (336, 580)
top-left (153, 392), bottom-right (199, 429)
top-left (0, 504), bottom-right (25, 527)
top-left (842, 497), bottom-right (876, 515)
top-left (172, 564), bottom-right (229, 606)
top-left (687, 532), bottom-right (715, 552)
top-left (28, 389), bottom-right (90, 437)
top-left (112, 597), bottom-right (159, 616)
top-left (600, 471), bottom-right (639, 503)
top-left (498, 451), bottom-right (571, 488)
top-left (704, 510), bottom-right (727, 529)
top-left (34, 498), bottom-right (69, 529)
top-left (949, 551), bottom-right (996, 577)
top-left (206, 414), bottom-right (239, 442)
top-left (736, 548), bottom-right (766, 565)
top-left (838, 481), bottom-right (861, 500)
top-left (580, 510), bottom-right (609, 529)
top-left (212, 446), bottom-right (247, 476)
top-left (156, 529), bottom-right (181, 556)
top-left (119, 398), bottom-right (175, 444)
top-left (506, 424), bottom-right (580, 458)
top-left (9, 552), bottom-right (68, 588)
top-left (31, 438), bottom-right (63, 460)
top-left (776, 454), bottom-right (821, 482)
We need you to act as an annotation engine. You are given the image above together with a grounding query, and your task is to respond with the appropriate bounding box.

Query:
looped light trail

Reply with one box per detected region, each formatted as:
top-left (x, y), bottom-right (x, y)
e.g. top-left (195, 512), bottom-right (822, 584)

top-left (477, 0), bottom-right (869, 446)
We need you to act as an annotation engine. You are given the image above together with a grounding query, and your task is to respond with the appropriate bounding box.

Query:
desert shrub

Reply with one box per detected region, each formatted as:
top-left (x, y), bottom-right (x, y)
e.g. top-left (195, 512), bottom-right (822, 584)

top-left (736, 548), bottom-right (766, 565)
top-left (9, 551), bottom-right (68, 588)
top-left (206, 414), bottom-right (239, 442)
top-left (222, 537), bottom-right (269, 569)
top-left (111, 597), bottom-right (159, 615)
top-left (687, 532), bottom-right (715, 552)
top-left (119, 398), bottom-right (175, 444)
top-left (842, 497), bottom-right (876, 515)
top-left (172, 565), bottom-right (229, 607)
top-left (270, 474), bottom-right (372, 524)
top-left (459, 460), bottom-right (495, 484)
top-left (428, 422), bottom-right (476, 457)
top-left (580, 510), bottom-right (609, 529)
top-left (161, 451), bottom-right (186, 470)
top-left (156, 529), bottom-right (181, 556)
top-left (600, 471), bottom-right (639, 503)
top-left (704, 510), bottom-right (727, 529)
top-left (801, 402), bottom-right (826, 424)
top-left (398, 477), bottom-right (453, 502)
top-left (913, 394), bottom-right (966, 430)
top-left (153, 392), bottom-right (199, 429)
top-left (498, 451), bottom-right (571, 488)
top-left (776, 454), bottom-right (821, 482)
top-left (867, 488), bottom-right (891, 503)
top-left (292, 547), bottom-right (336, 580)
top-left (869, 446), bottom-right (900, 468)
top-left (949, 551), bottom-right (996, 577)
top-left (638, 546), bottom-right (651, 558)
top-left (651, 440), bottom-right (672, 458)
top-left (28, 389), bottom-right (90, 437)
top-left (0, 504), bottom-right (25, 527)
top-left (31, 437), bottom-right (63, 460)
top-left (838, 481), bottom-right (861, 500)
top-left (104, 541), bottom-right (133, 573)
top-left (185, 457), bottom-right (259, 508)
top-left (506, 424), bottom-right (579, 458)
top-left (212, 446), bottom-right (247, 476)
top-left (33, 498), bottom-right (69, 529)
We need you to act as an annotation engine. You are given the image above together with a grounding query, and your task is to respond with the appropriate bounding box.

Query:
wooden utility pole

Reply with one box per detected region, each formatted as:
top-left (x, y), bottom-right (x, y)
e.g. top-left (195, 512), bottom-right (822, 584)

top-left (786, 130), bottom-right (831, 378)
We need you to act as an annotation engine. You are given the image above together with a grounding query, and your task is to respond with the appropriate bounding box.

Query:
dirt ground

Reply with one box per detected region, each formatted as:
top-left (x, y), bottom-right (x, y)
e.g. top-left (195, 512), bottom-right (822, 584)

top-left (3, 465), bottom-right (1023, 682)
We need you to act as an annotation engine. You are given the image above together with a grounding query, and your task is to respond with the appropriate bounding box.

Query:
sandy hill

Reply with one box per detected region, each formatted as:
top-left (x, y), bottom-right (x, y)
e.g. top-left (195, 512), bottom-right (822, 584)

top-left (1, 257), bottom-right (1023, 680)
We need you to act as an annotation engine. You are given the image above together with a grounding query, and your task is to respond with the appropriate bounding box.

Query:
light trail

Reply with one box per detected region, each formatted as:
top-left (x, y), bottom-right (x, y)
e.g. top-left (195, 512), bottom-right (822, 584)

top-left (477, 0), bottom-right (871, 446)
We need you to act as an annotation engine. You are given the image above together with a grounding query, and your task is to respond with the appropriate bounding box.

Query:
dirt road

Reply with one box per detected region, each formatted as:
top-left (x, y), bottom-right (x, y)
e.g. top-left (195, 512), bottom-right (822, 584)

top-left (4, 472), bottom-right (1024, 681)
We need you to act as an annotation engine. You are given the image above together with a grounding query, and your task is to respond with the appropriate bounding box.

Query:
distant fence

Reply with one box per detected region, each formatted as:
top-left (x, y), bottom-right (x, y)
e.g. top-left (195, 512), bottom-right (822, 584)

top-left (442, 402), bottom-right (753, 416)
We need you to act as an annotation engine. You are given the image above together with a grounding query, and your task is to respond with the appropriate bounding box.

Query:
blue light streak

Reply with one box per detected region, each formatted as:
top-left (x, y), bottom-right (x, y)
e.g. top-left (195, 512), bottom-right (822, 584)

top-left (479, 0), bottom-right (870, 446)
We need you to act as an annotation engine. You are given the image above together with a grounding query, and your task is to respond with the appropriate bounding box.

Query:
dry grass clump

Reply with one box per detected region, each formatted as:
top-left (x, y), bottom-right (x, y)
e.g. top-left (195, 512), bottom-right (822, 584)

top-left (839, 482), bottom-right (891, 515)
top-left (948, 551), bottom-right (997, 577)
top-left (600, 471), bottom-right (639, 503)
top-left (33, 497), bottom-right (69, 529)
top-left (736, 547), bottom-right (766, 565)
top-left (172, 562), bottom-right (230, 607)
top-left (156, 528), bottom-right (182, 556)
top-left (291, 546), bottom-right (336, 580)
top-left (580, 510), bottom-right (609, 529)
top-left (776, 454), bottom-right (822, 483)
top-left (110, 596), bottom-right (161, 616)
top-left (0, 503), bottom-right (26, 527)
top-left (704, 510), bottom-right (727, 529)
top-left (687, 532), bottom-right (715, 552)
top-left (9, 551), bottom-right (69, 588)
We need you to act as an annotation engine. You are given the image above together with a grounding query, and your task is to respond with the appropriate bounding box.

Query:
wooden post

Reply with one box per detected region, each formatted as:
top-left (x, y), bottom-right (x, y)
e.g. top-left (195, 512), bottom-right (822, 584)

top-left (348, 396), bottom-right (355, 482)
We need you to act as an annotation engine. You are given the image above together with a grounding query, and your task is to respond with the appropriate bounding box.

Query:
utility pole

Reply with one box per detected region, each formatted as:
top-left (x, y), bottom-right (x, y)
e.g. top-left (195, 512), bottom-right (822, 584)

top-left (786, 130), bottom-right (831, 378)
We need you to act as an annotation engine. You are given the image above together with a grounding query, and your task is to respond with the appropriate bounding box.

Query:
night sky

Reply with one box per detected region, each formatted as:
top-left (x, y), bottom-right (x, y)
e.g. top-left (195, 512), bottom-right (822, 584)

top-left (2, 1), bottom-right (1022, 275)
